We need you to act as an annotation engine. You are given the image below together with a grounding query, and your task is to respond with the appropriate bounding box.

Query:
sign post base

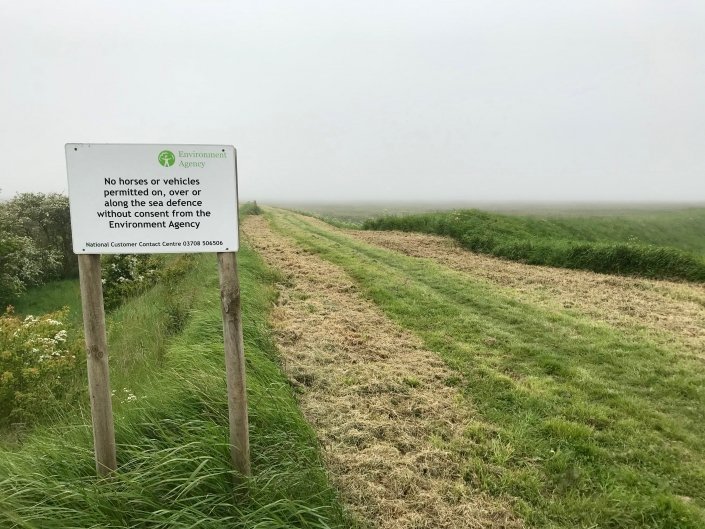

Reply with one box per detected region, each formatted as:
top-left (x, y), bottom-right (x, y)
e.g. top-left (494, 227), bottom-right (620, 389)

top-left (217, 252), bottom-right (251, 476)
top-left (78, 254), bottom-right (117, 477)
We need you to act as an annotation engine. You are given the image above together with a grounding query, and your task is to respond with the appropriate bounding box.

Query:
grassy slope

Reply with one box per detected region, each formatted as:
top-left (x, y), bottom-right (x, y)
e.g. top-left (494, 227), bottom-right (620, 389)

top-left (270, 210), bottom-right (705, 529)
top-left (0, 245), bottom-right (345, 528)
top-left (505, 208), bottom-right (705, 254)
top-left (360, 208), bottom-right (705, 282)
top-left (13, 279), bottom-right (82, 327)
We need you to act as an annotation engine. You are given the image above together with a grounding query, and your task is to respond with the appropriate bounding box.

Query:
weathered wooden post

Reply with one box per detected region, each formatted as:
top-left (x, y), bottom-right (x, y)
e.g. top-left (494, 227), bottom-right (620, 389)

top-left (77, 253), bottom-right (117, 477)
top-left (218, 252), bottom-right (251, 476)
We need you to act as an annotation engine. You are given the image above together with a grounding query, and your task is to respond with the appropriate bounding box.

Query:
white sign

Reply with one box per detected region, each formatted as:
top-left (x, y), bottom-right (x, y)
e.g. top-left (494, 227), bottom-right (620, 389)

top-left (65, 144), bottom-right (239, 254)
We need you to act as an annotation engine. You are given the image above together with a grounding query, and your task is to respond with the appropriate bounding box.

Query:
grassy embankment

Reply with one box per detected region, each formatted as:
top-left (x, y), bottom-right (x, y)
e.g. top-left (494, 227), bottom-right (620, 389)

top-left (0, 242), bottom-right (346, 527)
top-left (12, 280), bottom-right (82, 327)
top-left (361, 208), bottom-right (705, 282)
top-left (268, 209), bottom-right (705, 529)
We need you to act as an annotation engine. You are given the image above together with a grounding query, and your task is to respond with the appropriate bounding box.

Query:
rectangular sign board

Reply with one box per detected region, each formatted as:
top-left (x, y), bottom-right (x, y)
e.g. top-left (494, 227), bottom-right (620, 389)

top-left (66, 143), bottom-right (238, 254)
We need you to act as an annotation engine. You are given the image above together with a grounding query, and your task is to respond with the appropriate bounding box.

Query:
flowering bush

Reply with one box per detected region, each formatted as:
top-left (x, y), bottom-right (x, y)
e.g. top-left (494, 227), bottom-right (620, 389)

top-left (0, 233), bottom-right (61, 308)
top-left (0, 307), bottom-right (83, 425)
top-left (0, 193), bottom-right (70, 308)
top-left (102, 254), bottom-right (164, 310)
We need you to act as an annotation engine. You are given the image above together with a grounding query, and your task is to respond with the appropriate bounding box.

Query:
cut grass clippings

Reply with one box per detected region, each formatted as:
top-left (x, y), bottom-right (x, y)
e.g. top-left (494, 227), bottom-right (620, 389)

top-left (348, 229), bottom-right (705, 355)
top-left (268, 209), bottom-right (705, 529)
top-left (0, 244), bottom-right (346, 528)
top-left (243, 215), bottom-right (522, 529)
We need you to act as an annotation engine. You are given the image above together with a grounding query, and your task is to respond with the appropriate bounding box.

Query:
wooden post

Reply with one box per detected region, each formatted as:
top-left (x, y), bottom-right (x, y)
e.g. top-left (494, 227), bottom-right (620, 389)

top-left (217, 252), bottom-right (251, 476)
top-left (77, 254), bottom-right (117, 477)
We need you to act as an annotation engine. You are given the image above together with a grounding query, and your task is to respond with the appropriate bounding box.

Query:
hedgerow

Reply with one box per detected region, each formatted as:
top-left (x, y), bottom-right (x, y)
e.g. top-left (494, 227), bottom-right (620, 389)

top-left (0, 193), bottom-right (72, 308)
top-left (363, 209), bottom-right (705, 282)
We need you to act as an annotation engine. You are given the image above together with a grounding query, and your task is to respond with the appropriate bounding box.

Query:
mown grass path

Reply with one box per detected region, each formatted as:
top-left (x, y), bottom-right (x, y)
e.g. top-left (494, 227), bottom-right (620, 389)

top-left (243, 215), bottom-right (521, 529)
top-left (349, 228), bottom-right (705, 356)
top-left (261, 208), bottom-right (705, 529)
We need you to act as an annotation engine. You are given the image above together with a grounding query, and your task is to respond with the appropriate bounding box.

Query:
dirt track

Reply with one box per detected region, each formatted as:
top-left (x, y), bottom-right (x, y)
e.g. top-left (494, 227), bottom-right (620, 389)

top-left (243, 215), bottom-right (522, 529)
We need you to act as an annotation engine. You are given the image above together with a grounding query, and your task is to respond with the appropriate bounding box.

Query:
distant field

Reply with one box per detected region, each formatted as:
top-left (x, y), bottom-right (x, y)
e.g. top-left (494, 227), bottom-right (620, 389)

top-left (280, 201), bottom-right (705, 229)
top-left (338, 206), bottom-right (705, 282)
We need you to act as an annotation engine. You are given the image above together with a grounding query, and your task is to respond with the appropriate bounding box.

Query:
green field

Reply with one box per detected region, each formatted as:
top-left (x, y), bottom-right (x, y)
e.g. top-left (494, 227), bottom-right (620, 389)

top-left (358, 207), bottom-right (705, 282)
top-left (284, 202), bottom-right (705, 233)
top-left (264, 208), bottom-right (705, 528)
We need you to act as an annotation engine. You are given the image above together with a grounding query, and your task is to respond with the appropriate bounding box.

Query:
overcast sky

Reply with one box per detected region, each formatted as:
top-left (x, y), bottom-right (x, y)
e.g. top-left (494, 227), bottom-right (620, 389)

top-left (1, 1), bottom-right (704, 203)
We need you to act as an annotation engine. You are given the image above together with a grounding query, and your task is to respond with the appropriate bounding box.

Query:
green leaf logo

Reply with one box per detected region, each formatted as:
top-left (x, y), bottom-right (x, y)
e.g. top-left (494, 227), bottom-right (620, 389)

top-left (158, 150), bottom-right (175, 167)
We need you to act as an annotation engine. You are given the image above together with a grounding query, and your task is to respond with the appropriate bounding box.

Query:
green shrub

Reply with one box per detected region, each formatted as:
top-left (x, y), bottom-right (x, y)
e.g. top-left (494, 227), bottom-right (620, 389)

top-left (0, 308), bottom-right (83, 426)
top-left (161, 254), bottom-right (197, 334)
top-left (0, 193), bottom-right (73, 308)
top-left (0, 234), bottom-right (60, 309)
top-left (240, 200), bottom-right (263, 216)
top-left (101, 254), bottom-right (164, 310)
top-left (0, 193), bottom-right (75, 279)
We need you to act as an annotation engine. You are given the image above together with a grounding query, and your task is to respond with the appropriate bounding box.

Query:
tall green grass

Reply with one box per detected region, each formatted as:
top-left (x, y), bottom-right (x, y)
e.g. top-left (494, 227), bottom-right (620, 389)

top-left (12, 279), bottom-right (82, 327)
top-left (0, 246), bottom-right (345, 528)
top-left (363, 208), bottom-right (705, 282)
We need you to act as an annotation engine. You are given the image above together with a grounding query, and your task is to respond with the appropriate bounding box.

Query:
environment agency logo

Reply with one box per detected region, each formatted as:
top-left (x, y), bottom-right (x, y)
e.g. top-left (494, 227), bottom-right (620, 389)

top-left (158, 150), bottom-right (175, 167)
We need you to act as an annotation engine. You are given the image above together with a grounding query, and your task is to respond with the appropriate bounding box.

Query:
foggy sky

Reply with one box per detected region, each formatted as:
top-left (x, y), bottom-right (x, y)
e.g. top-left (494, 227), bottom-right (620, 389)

top-left (1, 1), bottom-right (704, 203)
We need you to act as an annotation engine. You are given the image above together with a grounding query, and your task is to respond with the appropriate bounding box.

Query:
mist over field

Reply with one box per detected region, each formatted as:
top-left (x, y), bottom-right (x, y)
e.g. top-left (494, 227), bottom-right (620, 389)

top-left (2, 1), bottom-right (705, 203)
top-left (276, 199), bottom-right (705, 214)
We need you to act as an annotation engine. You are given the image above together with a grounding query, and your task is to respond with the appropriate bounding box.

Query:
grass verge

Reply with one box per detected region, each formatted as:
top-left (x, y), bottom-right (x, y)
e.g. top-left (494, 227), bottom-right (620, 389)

top-left (270, 209), bottom-right (705, 529)
top-left (12, 280), bottom-right (82, 327)
top-left (0, 244), bottom-right (346, 528)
